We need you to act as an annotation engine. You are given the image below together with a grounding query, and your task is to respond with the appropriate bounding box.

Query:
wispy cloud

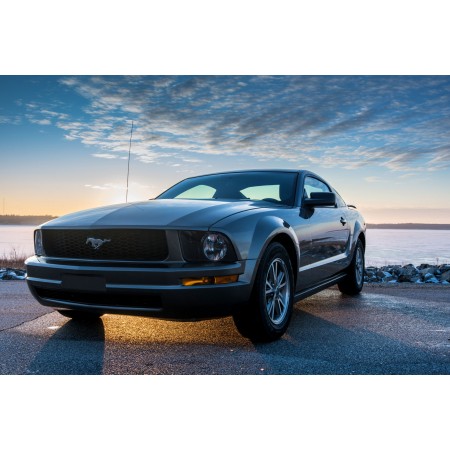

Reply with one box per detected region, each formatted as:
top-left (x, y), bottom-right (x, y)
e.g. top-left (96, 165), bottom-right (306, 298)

top-left (0, 114), bottom-right (21, 125)
top-left (19, 76), bottom-right (450, 172)
top-left (365, 176), bottom-right (382, 183)
top-left (91, 153), bottom-right (119, 159)
top-left (84, 181), bottom-right (152, 191)
top-left (29, 118), bottom-right (51, 125)
top-left (84, 184), bottom-right (109, 190)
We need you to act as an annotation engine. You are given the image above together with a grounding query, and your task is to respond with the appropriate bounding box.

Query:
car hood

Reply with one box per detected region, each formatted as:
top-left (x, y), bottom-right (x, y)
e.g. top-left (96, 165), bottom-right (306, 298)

top-left (41, 199), bottom-right (262, 229)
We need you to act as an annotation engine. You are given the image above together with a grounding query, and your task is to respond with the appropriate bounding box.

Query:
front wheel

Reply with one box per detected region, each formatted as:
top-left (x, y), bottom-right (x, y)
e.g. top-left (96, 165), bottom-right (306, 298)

top-left (233, 242), bottom-right (294, 342)
top-left (338, 239), bottom-right (365, 295)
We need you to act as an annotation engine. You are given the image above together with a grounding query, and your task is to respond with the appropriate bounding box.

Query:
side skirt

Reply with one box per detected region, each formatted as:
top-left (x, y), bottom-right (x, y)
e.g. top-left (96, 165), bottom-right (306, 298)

top-left (294, 273), bottom-right (347, 302)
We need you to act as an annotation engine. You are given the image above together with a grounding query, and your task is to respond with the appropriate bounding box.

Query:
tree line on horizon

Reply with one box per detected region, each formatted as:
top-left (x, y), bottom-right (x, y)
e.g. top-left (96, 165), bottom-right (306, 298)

top-left (367, 223), bottom-right (450, 230)
top-left (0, 215), bottom-right (57, 225)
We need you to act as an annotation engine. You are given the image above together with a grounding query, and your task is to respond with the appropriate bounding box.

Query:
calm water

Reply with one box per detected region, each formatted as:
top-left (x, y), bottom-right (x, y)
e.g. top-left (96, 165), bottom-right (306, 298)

top-left (365, 229), bottom-right (450, 266)
top-left (1, 225), bottom-right (449, 266)
top-left (0, 225), bottom-right (36, 257)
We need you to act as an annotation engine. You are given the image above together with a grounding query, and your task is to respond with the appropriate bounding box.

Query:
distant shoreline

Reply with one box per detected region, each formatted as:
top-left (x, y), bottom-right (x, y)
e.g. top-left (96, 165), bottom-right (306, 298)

top-left (367, 223), bottom-right (450, 230)
top-left (0, 215), bottom-right (57, 225)
top-left (1, 215), bottom-right (450, 230)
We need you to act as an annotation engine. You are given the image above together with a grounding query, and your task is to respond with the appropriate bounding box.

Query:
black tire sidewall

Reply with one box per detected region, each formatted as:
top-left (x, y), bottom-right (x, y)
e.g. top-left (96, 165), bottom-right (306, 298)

top-left (338, 239), bottom-right (365, 295)
top-left (254, 242), bottom-right (294, 335)
top-left (352, 240), bottom-right (365, 291)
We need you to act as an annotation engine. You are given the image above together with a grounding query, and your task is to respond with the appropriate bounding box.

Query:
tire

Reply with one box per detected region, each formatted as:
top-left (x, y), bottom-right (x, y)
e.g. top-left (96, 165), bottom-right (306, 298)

top-left (57, 310), bottom-right (103, 321)
top-left (338, 239), bottom-right (365, 295)
top-left (233, 242), bottom-right (294, 342)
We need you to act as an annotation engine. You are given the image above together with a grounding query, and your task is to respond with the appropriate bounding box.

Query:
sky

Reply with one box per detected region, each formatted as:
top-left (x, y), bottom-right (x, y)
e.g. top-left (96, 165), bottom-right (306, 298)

top-left (1, 75), bottom-right (450, 223)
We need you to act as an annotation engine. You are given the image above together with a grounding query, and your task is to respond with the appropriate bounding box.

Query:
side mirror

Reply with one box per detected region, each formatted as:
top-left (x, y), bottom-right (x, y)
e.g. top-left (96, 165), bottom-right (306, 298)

top-left (303, 192), bottom-right (336, 207)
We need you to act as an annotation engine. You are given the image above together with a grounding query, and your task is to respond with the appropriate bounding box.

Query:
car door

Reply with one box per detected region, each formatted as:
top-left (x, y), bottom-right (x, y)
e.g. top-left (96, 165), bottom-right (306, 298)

top-left (297, 176), bottom-right (350, 288)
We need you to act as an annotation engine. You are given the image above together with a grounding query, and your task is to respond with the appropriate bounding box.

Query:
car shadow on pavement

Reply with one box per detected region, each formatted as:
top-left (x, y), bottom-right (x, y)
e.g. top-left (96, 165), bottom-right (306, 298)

top-left (26, 318), bottom-right (105, 375)
top-left (251, 308), bottom-right (450, 374)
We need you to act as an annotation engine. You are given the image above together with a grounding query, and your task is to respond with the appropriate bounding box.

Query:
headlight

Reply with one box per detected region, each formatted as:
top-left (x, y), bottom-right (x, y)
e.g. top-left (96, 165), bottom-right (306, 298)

top-left (202, 233), bottom-right (227, 261)
top-left (34, 229), bottom-right (45, 256)
top-left (179, 231), bottom-right (238, 262)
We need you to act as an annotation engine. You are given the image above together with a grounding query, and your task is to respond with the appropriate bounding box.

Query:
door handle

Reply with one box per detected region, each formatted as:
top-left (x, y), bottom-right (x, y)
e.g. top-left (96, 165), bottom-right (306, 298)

top-left (340, 217), bottom-right (347, 226)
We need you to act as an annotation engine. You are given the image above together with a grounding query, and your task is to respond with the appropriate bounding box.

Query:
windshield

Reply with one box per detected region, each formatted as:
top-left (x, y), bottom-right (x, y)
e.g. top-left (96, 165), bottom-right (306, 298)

top-left (157, 172), bottom-right (298, 206)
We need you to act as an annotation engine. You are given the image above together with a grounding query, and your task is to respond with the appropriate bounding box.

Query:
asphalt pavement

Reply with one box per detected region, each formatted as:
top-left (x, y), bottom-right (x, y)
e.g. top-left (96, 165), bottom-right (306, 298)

top-left (0, 281), bottom-right (449, 374)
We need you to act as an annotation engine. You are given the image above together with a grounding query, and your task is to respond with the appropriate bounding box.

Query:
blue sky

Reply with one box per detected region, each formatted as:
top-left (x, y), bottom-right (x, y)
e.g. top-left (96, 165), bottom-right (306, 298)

top-left (1, 75), bottom-right (450, 222)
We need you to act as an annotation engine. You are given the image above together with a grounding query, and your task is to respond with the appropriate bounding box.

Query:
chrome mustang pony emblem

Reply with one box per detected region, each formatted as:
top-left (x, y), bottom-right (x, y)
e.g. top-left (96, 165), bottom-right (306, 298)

top-left (86, 237), bottom-right (111, 250)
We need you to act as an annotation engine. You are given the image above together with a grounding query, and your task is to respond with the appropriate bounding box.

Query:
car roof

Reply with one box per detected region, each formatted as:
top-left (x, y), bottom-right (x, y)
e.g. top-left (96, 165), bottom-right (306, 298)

top-left (184, 169), bottom-right (315, 177)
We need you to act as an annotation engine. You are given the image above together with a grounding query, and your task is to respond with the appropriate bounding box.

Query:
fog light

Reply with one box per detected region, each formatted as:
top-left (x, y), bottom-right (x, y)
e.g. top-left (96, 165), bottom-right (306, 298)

top-left (181, 275), bottom-right (239, 286)
top-left (182, 277), bottom-right (214, 286)
top-left (214, 275), bottom-right (239, 284)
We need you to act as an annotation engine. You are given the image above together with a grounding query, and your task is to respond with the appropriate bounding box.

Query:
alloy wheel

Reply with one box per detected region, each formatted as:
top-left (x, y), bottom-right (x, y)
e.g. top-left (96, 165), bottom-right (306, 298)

top-left (264, 257), bottom-right (291, 325)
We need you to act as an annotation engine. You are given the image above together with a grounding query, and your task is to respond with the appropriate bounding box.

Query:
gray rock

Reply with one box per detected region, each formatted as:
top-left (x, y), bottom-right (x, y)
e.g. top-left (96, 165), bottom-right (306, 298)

top-left (420, 267), bottom-right (436, 276)
top-left (440, 270), bottom-right (450, 283)
top-left (425, 276), bottom-right (439, 284)
top-left (0, 269), bottom-right (26, 281)
top-left (398, 265), bottom-right (419, 282)
top-left (382, 274), bottom-right (396, 282)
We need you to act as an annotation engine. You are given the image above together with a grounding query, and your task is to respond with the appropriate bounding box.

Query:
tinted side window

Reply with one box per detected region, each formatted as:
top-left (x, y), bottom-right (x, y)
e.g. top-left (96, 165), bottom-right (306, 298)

top-left (303, 177), bottom-right (331, 198)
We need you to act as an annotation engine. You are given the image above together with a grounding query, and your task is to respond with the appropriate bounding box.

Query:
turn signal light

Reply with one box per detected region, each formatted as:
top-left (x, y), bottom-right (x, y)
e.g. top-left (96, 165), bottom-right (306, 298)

top-left (181, 275), bottom-right (239, 286)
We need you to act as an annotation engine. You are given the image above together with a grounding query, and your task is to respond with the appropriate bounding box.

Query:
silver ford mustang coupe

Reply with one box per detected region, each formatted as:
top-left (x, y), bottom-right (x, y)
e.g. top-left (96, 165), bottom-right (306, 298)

top-left (26, 170), bottom-right (366, 341)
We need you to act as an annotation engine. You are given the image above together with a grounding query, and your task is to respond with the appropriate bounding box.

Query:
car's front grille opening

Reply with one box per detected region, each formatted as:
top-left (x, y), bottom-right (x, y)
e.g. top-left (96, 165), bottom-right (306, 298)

top-left (42, 229), bottom-right (169, 261)
top-left (35, 287), bottom-right (162, 309)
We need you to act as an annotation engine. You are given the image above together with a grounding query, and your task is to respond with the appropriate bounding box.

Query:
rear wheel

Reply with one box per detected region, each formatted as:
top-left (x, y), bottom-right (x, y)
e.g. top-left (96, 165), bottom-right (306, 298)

top-left (233, 242), bottom-right (294, 342)
top-left (338, 239), bottom-right (365, 295)
top-left (57, 310), bottom-right (103, 321)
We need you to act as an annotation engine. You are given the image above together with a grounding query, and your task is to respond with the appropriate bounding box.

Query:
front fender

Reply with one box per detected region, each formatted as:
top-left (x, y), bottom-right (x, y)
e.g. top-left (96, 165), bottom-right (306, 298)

top-left (212, 211), bottom-right (300, 289)
top-left (247, 215), bottom-right (299, 261)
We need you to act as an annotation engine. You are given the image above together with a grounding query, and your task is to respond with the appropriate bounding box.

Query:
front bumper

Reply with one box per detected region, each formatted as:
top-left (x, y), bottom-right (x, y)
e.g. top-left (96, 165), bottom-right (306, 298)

top-left (25, 256), bottom-right (255, 320)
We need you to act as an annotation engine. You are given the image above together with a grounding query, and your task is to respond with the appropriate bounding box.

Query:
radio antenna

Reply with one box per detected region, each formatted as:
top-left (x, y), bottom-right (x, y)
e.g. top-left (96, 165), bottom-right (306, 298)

top-left (125, 120), bottom-right (134, 203)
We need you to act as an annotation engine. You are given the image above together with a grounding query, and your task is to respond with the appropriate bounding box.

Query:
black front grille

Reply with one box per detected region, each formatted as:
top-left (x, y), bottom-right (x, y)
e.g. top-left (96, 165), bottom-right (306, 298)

top-left (42, 229), bottom-right (169, 261)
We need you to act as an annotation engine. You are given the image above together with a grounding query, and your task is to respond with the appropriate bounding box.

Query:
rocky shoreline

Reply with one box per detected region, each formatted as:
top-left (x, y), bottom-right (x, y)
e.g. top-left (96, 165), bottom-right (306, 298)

top-left (365, 263), bottom-right (450, 284)
top-left (0, 268), bottom-right (26, 280)
top-left (2, 263), bottom-right (450, 284)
